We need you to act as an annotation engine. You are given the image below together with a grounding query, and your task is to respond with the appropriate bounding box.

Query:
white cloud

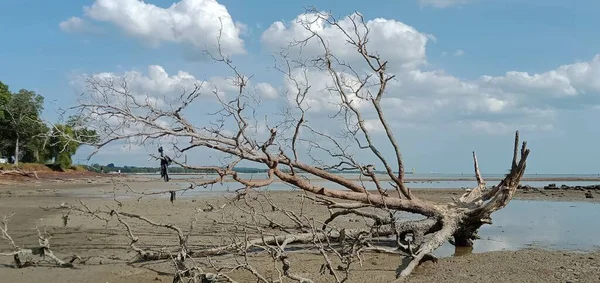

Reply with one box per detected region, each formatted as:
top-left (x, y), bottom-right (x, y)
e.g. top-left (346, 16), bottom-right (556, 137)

top-left (59, 17), bottom-right (102, 34)
top-left (364, 119), bottom-right (385, 133)
top-left (59, 17), bottom-right (86, 33)
top-left (64, 0), bottom-right (245, 56)
top-left (275, 55), bottom-right (600, 134)
top-left (235, 21), bottom-right (249, 36)
top-left (70, 0), bottom-right (600, 137)
top-left (479, 54), bottom-right (600, 98)
top-left (259, 11), bottom-right (600, 135)
top-left (70, 65), bottom-right (239, 124)
top-left (376, 54), bottom-right (600, 131)
top-left (467, 121), bottom-right (555, 135)
top-left (84, 65), bottom-right (210, 100)
top-left (275, 65), bottom-right (536, 135)
top-left (262, 12), bottom-right (429, 69)
top-left (75, 54), bottom-right (600, 145)
top-left (376, 69), bottom-right (519, 125)
top-left (261, 11), bottom-right (568, 134)
top-left (453, 49), bottom-right (465, 57)
top-left (480, 71), bottom-right (577, 98)
top-left (74, 65), bottom-right (279, 139)
top-left (282, 68), bottom-right (373, 113)
top-left (255, 83), bottom-right (278, 99)
top-left (419, 0), bottom-right (474, 8)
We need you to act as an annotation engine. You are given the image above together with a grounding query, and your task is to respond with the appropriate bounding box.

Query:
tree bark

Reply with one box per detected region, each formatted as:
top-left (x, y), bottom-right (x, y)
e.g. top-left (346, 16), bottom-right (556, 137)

top-left (14, 136), bottom-right (19, 166)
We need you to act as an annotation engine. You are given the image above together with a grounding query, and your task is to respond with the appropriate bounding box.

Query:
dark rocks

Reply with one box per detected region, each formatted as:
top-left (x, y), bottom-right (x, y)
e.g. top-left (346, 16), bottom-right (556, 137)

top-left (519, 185), bottom-right (535, 191)
top-left (517, 183), bottom-right (600, 199)
top-left (539, 183), bottom-right (600, 191)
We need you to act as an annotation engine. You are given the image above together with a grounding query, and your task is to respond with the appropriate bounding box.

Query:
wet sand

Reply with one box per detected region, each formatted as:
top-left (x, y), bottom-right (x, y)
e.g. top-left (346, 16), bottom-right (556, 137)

top-left (0, 177), bottom-right (599, 282)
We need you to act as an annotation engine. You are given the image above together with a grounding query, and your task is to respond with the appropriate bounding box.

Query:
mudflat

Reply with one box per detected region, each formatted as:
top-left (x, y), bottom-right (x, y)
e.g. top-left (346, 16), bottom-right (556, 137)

top-left (0, 176), bottom-right (599, 283)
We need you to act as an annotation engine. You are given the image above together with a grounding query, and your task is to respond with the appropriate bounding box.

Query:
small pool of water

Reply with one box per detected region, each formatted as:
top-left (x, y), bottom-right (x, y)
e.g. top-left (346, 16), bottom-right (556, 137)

top-left (434, 200), bottom-right (600, 257)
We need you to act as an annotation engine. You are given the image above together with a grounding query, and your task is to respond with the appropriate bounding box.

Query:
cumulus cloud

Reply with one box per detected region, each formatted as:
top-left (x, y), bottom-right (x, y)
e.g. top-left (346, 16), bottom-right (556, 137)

top-left (419, 0), bottom-right (474, 8)
top-left (282, 68), bottom-right (374, 113)
top-left (82, 65), bottom-right (211, 100)
top-left (366, 69), bottom-right (533, 132)
top-left (74, 65), bottom-right (277, 126)
top-left (71, 3), bottom-right (600, 137)
top-left (261, 11), bottom-right (576, 134)
top-left (370, 54), bottom-right (600, 131)
top-left (479, 55), bottom-right (600, 99)
top-left (71, 65), bottom-right (242, 124)
top-left (264, 12), bottom-right (600, 134)
top-left (63, 0), bottom-right (245, 56)
top-left (277, 52), bottom-right (599, 135)
top-left (72, 65), bottom-right (259, 153)
top-left (262, 12), bottom-right (429, 69)
top-left (76, 53), bottom-right (600, 140)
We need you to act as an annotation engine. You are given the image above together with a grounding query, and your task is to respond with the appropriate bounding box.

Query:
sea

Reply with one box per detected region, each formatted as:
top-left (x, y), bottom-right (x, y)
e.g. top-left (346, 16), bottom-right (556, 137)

top-left (132, 172), bottom-right (600, 192)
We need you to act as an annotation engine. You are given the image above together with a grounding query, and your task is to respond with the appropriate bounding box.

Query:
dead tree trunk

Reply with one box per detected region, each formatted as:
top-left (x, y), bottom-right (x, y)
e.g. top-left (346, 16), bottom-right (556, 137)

top-left (14, 136), bottom-right (19, 166)
top-left (69, 9), bottom-right (533, 281)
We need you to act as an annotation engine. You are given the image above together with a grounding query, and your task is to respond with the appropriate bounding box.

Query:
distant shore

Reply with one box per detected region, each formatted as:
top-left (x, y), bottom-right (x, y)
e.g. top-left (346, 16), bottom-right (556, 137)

top-left (0, 175), bottom-right (598, 203)
top-left (130, 172), bottom-right (600, 180)
top-left (3, 170), bottom-right (600, 189)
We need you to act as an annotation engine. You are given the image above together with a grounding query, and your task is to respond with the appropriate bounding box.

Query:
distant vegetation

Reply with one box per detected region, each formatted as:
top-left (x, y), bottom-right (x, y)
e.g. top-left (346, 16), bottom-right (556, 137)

top-left (83, 163), bottom-right (395, 175)
top-left (84, 164), bottom-right (284, 174)
top-left (0, 80), bottom-right (98, 170)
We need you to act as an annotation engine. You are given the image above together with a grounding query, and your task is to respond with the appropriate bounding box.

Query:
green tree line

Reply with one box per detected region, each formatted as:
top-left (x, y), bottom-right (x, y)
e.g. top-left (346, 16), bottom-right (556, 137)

top-left (0, 81), bottom-right (97, 169)
top-left (84, 164), bottom-right (269, 174)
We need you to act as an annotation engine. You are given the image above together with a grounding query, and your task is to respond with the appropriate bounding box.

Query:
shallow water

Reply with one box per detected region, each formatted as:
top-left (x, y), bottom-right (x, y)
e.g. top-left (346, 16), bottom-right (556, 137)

top-left (137, 172), bottom-right (600, 191)
top-left (136, 172), bottom-right (600, 180)
top-left (54, 182), bottom-right (600, 257)
top-left (435, 200), bottom-right (600, 257)
top-left (159, 179), bottom-right (599, 194)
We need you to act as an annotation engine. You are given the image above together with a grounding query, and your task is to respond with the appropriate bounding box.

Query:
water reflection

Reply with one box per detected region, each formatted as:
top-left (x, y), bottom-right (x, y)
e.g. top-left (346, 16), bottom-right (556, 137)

top-left (434, 200), bottom-right (600, 257)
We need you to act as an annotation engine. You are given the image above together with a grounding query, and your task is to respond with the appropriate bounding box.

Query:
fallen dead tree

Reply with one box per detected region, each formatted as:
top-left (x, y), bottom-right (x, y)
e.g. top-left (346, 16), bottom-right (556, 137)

top-left (41, 8), bottom-right (534, 282)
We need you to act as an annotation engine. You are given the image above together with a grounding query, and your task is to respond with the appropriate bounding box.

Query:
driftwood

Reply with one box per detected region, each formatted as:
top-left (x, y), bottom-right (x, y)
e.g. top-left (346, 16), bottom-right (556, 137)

top-left (34, 8), bottom-right (535, 282)
top-left (1, 215), bottom-right (77, 268)
top-left (0, 169), bottom-right (39, 179)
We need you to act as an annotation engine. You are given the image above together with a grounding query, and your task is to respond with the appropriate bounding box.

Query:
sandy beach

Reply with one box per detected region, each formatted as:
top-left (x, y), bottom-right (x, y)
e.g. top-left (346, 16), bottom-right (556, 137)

top-left (0, 175), bottom-right (599, 283)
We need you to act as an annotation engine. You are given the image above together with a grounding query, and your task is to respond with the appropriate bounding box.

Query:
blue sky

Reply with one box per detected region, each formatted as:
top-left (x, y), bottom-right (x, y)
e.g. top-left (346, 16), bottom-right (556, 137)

top-left (1, 0), bottom-right (599, 174)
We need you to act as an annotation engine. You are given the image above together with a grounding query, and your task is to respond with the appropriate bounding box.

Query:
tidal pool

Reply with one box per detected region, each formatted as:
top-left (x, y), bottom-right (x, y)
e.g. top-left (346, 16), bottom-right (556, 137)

top-left (434, 200), bottom-right (600, 257)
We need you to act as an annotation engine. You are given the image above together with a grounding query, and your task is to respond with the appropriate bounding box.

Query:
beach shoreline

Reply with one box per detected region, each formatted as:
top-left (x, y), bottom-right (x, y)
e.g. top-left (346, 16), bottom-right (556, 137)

top-left (0, 175), bottom-right (599, 282)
